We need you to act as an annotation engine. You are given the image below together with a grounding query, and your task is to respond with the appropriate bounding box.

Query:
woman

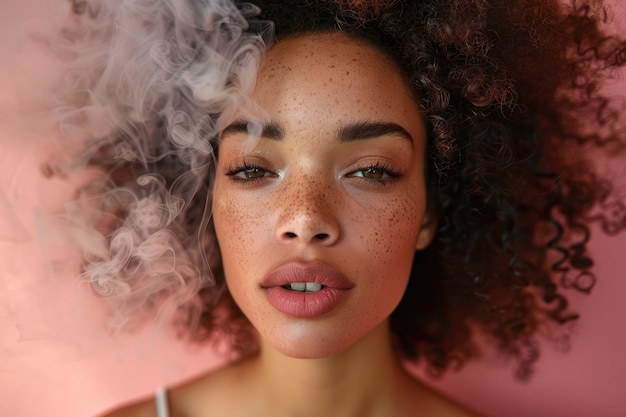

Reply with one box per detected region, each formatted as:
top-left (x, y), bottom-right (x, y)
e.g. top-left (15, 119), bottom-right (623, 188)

top-left (51, 0), bottom-right (625, 416)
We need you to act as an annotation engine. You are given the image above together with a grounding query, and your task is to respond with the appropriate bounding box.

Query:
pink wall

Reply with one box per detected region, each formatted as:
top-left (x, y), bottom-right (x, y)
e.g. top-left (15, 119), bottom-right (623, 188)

top-left (1, 2), bottom-right (625, 416)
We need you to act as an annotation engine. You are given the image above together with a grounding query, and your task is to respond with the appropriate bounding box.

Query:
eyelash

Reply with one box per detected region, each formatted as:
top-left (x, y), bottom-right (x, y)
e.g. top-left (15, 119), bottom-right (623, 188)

top-left (224, 161), bottom-right (402, 185)
top-left (224, 161), bottom-right (276, 184)
top-left (347, 162), bottom-right (402, 185)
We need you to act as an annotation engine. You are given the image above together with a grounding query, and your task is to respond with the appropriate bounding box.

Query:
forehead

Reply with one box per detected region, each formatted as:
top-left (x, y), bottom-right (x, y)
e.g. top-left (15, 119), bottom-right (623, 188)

top-left (264, 32), bottom-right (397, 69)
top-left (258, 32), bottom-right (402, 87)
top-left (252, 32), bottom-right (421, 128)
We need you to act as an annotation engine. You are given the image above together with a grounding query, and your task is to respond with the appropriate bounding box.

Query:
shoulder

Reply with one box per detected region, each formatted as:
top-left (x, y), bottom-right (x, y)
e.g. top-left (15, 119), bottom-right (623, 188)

top-left (96, 397), bottom-right (156, 417)
top-left (424, 396), bottom-right (482, 417)
top-left (168, 359), bottom-right (255, 416)
top-left (406, 389), bottom-right (482, 417)
top-left (95, 361), bottom-right (249, 417)
top-left (400, 371), bottom-right (483, 417)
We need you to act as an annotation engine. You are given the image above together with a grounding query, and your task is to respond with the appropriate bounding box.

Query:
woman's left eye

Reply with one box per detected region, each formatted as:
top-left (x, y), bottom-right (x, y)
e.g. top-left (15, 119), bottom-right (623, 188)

top-left (348, 164), bottom-right (400, 183)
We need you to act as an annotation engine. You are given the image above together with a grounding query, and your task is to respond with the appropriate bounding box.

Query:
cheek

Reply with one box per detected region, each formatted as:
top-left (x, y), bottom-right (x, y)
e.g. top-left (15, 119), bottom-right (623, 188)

top-left (213, 190), bottom-right (267, 312)
top-left (339, 198), bottom-right (421, 329)
top-left (362, 194), bottom-right (424, 260)
top-left (212, 187), bottom-right (270, 274)
top-left (348, 192), bottom-right (424, 297)
top-left (381, 197), bottom-right (423, 267)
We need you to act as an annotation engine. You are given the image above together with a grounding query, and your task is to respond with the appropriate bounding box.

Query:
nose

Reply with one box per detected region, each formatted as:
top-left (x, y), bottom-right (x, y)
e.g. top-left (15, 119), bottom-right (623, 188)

top-left (275, 177), bottom-right (340, 246)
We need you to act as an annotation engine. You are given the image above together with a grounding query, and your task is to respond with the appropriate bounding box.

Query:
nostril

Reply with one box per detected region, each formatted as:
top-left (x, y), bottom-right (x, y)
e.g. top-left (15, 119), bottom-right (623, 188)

top-left (284, 232), bottom-right (298, 239)
top-left (314, 233), bottom-right (329, 240)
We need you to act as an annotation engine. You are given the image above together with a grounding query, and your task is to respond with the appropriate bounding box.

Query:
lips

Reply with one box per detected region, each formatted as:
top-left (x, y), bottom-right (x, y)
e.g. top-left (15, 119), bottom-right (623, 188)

top-left (261, 262), bottom-right (354, 318)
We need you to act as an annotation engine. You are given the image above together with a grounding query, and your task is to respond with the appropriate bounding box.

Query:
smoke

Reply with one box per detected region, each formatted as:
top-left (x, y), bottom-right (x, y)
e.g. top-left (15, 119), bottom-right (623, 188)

top-left (0, 0), bottom-right (272, 344)
top-left (58, 0), bottom-right (272, 331)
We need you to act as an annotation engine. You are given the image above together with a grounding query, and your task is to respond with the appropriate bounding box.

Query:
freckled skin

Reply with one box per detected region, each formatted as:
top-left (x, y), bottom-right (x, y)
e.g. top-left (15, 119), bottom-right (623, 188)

top-left (212, 33), bottom-right (434, 359)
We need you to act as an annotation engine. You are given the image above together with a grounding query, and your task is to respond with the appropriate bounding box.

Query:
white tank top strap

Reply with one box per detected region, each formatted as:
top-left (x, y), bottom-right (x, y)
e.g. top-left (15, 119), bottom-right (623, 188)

top-left (155, 386), bottom-right (170, 417)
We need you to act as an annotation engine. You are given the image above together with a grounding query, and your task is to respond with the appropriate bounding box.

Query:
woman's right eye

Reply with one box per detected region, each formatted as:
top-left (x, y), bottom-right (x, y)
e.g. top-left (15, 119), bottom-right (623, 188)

top-left (225, 163), bottom-right (275, 182)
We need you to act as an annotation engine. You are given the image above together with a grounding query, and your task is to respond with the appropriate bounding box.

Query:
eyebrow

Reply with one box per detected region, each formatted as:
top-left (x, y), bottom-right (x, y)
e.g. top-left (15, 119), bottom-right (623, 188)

top-left (338, 121), bottom-right (414, 147)
top-left (221, 120), bottom-right (414, 147)
top-left (221, 121), bottom-right (284, 140)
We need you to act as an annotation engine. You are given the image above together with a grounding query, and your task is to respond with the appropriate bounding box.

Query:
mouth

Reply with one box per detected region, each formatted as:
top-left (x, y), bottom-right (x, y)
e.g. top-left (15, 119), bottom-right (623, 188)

top-left (261, 261), bottom-right (354, 318)
top-left (261, 261), bottom-right (354, 291)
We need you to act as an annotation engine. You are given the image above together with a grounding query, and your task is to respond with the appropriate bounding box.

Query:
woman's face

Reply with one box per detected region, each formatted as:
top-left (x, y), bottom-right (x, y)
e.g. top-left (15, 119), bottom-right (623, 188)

top-left (213, 33), bottom-right (434, 358)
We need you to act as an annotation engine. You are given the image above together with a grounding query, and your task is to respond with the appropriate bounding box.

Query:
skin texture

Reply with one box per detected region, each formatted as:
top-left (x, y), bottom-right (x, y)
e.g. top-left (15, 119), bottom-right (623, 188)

top-left (212, 32), bottom-right (435, 359)
top-left (100, 33), bottom-right (475, 417)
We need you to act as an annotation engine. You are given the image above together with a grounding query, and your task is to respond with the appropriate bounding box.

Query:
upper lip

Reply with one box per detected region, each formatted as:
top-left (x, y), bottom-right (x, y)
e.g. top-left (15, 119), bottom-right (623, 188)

top-left (260, 261), bottom-right (354, 290)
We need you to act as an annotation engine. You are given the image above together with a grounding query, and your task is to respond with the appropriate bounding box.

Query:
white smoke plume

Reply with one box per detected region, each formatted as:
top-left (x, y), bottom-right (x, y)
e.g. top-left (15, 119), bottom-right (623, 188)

top-left (0, 0), bottom-right (272, 341)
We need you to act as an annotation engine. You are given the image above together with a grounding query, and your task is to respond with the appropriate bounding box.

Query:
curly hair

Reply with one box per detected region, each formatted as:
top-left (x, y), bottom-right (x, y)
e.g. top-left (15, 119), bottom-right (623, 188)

top-left (61, 0), bottom-right (626, 379)
top-left (193, 0), bottom-right (626, 378)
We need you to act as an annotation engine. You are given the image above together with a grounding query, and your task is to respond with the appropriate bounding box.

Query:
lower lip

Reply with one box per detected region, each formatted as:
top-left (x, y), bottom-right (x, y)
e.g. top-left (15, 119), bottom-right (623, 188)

top-left (263, 287), bottom-right (350, 318)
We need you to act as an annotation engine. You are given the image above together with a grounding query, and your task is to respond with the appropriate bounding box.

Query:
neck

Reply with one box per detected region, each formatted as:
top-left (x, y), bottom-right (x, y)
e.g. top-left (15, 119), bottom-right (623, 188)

top-left (247, 320), bottom-right (412, 417)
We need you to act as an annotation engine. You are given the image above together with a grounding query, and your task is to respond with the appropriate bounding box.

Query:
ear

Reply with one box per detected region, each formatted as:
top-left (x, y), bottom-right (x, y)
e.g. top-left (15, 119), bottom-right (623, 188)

top-left (415, 211), bottom-right (438, 251)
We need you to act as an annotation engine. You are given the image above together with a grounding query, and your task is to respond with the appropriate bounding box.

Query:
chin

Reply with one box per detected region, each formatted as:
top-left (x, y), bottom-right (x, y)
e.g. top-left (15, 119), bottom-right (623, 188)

top-left (263, 322), bottom-right (357, 359)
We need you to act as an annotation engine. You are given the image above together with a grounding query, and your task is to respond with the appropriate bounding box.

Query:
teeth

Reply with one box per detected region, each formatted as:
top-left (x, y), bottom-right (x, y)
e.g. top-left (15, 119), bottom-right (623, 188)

top-left (289, 282), bottom-right (306, 291)
top-left (286, 282), bottom-right (323, 292)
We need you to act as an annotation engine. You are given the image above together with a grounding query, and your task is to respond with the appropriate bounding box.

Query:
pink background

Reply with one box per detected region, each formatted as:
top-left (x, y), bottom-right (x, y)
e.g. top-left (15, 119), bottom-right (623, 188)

top-left (1, 2), bottom-right (625, 416)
